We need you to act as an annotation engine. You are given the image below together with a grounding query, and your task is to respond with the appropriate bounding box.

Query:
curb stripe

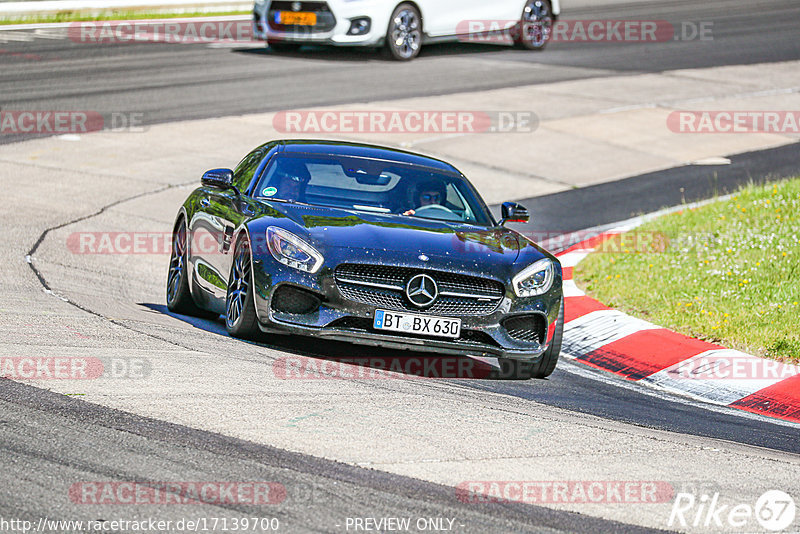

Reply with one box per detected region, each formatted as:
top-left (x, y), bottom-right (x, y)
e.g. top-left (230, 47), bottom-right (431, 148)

top-left (579, 329), bottom-right (719, 381)
top-left (556, 231), bottom-right (800, 424)
top-left (729, 375), bottom-right (800, 423)
top-left (562, 280), bottom-right (585, 297)
top-left (562, 310), bottom-right (660, 360)
top-left (559, 233), bottom-right (618, 256)
top-left (563, 296), bottom-right (608, 324)
top-left (644, 349), bottom-right (787, 405)
top-left (558, 250), bottom-right (592, 268)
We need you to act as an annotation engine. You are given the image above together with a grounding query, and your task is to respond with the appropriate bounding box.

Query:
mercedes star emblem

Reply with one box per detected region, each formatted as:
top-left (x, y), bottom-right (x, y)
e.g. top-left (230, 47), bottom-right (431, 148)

top-left (291, 2), bottom-right (302, 11)
top-left (406, 274), bottom-right (438, 308)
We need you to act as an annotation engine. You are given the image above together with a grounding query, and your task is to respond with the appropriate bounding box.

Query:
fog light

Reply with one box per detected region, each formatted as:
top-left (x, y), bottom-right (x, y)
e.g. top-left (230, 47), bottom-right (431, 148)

top-left (348, 17), bottom-right (371, 35)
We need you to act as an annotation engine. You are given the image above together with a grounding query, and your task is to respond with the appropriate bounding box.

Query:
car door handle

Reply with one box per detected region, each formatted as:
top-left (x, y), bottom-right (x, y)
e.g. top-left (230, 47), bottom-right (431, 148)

top-left (200, 198), bottom-right (210, 207)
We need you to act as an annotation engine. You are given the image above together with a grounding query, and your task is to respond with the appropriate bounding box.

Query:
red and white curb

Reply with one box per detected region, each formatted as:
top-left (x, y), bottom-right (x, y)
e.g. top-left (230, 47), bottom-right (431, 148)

top-left (554, 232), bottom-right (800, 424)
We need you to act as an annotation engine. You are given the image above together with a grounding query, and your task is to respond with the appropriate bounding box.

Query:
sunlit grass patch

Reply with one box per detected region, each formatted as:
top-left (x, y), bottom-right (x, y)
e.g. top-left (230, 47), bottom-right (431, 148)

top-left (575, 178), bottom-right (800, 363)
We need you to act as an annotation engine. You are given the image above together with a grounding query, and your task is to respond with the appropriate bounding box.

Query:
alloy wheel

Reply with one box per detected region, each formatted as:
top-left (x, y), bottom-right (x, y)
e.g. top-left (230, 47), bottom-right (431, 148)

top-left (226, 242), bottom-right (252, 328)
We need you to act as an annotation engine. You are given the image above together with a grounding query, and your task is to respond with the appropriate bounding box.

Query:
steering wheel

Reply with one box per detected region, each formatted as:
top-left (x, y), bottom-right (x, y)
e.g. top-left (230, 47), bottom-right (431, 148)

top-left (413, 204), bottom-right (461, 221)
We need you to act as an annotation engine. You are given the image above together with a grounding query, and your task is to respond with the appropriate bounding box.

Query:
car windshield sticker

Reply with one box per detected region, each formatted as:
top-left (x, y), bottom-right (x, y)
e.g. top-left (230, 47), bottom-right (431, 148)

top-left (262, 187), bottom-right (278, 197)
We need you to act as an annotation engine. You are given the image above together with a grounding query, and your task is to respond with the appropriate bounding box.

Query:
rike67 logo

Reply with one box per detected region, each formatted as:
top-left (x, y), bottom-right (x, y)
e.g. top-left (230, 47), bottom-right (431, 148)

top-left (669, 490), bottom-right (796, 532)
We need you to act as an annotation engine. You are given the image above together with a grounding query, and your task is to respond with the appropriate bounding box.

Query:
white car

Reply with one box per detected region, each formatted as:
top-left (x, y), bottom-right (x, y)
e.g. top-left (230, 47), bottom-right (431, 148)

top-left (252, 0), bottom-right (560, 60)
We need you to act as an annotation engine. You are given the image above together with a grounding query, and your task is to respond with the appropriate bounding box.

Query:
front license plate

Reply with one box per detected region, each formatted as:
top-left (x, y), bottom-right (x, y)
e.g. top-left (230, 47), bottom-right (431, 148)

top-left (276, 11), bottom-right (318, 25)
top-left (373, 310), bottom-right (461, 339)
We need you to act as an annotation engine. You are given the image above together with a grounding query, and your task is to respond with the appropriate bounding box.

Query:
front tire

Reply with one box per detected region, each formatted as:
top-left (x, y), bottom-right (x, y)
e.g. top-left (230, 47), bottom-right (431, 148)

top-left (166, 219), bottom-right (218, 319)
top-left (497, 298), bottom-right (563, 380)
top-left (515, 0), bottom-right (553, 51)
top-left (384, 3), bottom-right (422, 61)
top-left (531, 298), bottom-right (563, 378)
top-left (225, 238), bottom-right (260, 340)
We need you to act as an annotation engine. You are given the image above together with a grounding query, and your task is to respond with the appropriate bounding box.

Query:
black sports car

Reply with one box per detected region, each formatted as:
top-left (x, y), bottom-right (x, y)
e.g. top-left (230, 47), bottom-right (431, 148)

top-left (167, 140), bottom-right (563, 378)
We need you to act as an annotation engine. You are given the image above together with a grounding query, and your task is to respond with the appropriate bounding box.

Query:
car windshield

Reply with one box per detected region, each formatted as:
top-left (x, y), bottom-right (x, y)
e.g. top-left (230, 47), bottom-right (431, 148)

top-left (254, 153), bottom-right (495, 226)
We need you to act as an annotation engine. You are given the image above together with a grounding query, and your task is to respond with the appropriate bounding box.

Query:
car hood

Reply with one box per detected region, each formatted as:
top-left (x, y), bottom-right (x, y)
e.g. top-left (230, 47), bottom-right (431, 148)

top-left (262, 202), bottom-right (534, 267)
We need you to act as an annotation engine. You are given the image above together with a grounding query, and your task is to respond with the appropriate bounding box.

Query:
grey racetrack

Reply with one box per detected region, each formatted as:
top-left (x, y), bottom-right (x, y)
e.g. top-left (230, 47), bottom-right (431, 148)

top-left (2, 0), bottom-right (800, 532)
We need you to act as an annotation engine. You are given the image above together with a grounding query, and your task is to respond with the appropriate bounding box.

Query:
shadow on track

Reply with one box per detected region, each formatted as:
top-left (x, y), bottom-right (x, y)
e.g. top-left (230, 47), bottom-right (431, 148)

top-left (234, 41), bottom-right (517, 62)
top-left (137, 302), bottom-right (800, 456)
top-left (139, 303), bottom-right (536, 381)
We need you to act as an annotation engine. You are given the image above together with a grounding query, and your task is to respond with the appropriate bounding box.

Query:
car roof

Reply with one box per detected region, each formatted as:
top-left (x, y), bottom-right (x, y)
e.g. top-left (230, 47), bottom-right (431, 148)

top-left (277, 139), bottom-right (461, 174)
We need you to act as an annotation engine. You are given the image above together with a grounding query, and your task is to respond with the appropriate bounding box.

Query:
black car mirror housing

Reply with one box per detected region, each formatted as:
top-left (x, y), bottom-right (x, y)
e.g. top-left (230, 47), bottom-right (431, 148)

top-left (500, 202), bottom-right (530, 225)
top-left (202, 168), bottom-right (236, 191)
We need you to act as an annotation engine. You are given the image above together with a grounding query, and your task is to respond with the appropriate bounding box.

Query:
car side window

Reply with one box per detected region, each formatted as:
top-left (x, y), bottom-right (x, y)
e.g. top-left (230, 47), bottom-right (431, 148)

top-left (233, 149), bottom-right (265, 191)
top-left (445, 183), bottom-right (466, 211)
top-left (446, 183), bottom-right (478, 223)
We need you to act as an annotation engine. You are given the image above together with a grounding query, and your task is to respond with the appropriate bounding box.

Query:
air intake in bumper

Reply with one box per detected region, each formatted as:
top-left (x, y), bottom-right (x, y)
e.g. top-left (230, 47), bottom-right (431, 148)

top-left (502, 314), bottom-right (546, 344)
top-left (271, 285), bottom-right (322, 315)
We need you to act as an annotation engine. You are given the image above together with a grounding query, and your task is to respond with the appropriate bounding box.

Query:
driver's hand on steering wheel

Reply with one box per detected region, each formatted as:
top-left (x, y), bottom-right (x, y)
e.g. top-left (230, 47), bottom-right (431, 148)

top-left (402, 209), bottom-right (416, 216)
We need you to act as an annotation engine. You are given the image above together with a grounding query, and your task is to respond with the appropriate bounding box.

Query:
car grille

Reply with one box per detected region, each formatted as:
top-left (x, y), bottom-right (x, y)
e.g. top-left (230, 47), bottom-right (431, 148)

top-left (503, 314), bottom-right (546, 344)
top-left (268, 1), bottom-right (336, 33)
top-left (327, 317), bottom-right (501, 348)
top-left (334, 264), bottom-right (504, 317)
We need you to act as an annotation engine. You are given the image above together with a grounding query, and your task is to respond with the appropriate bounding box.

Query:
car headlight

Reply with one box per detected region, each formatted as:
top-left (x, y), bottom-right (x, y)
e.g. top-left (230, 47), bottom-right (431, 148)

top-left (512, 258), bottom-right (555, 297)
top-left (266, 227), bottom-right (324, 274)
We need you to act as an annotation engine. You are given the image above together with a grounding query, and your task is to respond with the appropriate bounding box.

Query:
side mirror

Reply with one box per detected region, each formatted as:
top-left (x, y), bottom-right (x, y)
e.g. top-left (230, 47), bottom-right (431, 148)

top-left (500, 202), bottom-right (530, 225)
top-left (201, 168), bottom-right (234, 190)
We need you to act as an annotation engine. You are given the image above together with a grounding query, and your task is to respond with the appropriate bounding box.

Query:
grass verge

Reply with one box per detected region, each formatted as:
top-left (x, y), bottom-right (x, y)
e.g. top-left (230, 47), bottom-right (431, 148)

top-left (0, 11), bottom-right (249, 25)
top-left (575, 177), bottom-right (800, 363)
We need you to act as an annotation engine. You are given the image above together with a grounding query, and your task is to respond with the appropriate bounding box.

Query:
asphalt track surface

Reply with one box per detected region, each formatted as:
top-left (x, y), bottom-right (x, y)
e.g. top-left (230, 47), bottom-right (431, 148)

top-left (518, 142), bottom-right (800, 235)
top-left (2, 0), bottom-right (800, 532)
top-left (0, 379), bottom-right (660, 534)
top-left (2, 0), bottom-right (800, 144)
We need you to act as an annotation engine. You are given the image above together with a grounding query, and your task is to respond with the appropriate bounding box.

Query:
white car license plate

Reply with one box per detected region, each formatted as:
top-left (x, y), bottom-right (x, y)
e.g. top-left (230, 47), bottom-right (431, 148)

top-left (276, 11), bottom-right (317, 25)
top-left (373, 310), bottom-right (461, 339)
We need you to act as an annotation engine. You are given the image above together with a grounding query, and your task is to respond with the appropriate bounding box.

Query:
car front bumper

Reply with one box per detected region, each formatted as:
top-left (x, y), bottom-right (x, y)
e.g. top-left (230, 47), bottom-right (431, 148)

top-left (249, 253), bottom-right (563, 361)
top-left (253, 0), bottom-right (390, 46)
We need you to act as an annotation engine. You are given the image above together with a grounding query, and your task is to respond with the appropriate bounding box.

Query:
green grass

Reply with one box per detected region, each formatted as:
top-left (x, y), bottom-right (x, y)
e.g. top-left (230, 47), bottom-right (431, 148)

top-left (0, 11), bottom-right (249, 25)
top-left (575, 178), bottom-right (800, 363)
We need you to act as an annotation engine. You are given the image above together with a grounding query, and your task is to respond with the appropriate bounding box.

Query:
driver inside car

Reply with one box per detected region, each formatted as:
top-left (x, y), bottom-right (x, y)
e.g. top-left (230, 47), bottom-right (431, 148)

top-left (270, 158), bottom-right (311, 202)
top-left (402, 180), bottom-right (447, 216)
